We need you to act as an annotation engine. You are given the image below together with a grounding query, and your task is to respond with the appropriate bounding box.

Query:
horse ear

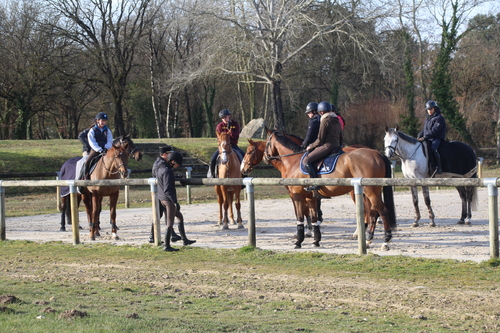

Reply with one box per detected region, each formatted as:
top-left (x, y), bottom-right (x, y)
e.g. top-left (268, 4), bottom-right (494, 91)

top-left (265, 126), bottom-right (272, 135)
top-left (395, 125), bottom-right (398, 132)
top-left (248, 138), bottom-right (254, 144)
top-left (385, 125), bottom-right (389, 132)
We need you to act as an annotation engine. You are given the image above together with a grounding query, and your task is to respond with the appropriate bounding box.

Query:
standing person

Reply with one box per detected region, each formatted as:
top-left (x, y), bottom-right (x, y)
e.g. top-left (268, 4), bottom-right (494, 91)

top-left (301, 102), bottom-right (320, 149)
top-left (208, 109), bottom-right (245, 178)
top-left (156, 150), bottom-right (195, 252)
top-left (302, 101), bottom-right (343, 191)
top-left (149, 146), bottom-right (182, 244)
top-left (80, 112), bottom-right (113, 180)
top-left (417, 100), bottom-right (446, 175)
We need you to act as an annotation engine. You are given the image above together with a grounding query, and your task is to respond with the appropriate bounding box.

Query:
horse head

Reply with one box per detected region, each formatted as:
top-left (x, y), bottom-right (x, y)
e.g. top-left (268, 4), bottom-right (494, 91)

top-left (241, 139), bottom-right (265, 175)
top-left (384, 127), bottom-right (399, 158)
top-left (116, 135), bottom-right (143, 161)
top-left (107, 142), bottom-right (129, 178)
top-left (217, 132), bottom-right (233, 165)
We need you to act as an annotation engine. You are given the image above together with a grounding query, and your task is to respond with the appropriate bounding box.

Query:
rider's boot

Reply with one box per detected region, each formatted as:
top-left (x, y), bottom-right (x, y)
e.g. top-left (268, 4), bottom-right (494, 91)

top-left (432, 149), bottom-right (442, 175)
top-left (305, 163), bottom-right (320, 192)
top-left (313, 225), bottom-right (321, 247)
top-left (294, 223), bottom-right (305, 249)
top-left (163, 228), bottom-right (179, 252)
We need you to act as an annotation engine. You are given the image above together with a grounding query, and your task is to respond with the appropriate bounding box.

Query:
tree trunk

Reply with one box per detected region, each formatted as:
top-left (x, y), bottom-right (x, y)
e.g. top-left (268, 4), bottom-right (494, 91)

top-left (271, 79), bottom-right (285, 131)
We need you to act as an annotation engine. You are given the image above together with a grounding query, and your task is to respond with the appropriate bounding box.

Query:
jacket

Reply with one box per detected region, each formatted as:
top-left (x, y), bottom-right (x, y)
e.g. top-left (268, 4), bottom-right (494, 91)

top-left (216, 120), bottom-right (240, 146)
top-left (156, 158), bottom-right (178, 203)
top-left (418, 109), bottom-right (446, 141)
top-left (308, 112), bottom-right (343, 151)
top-left (302, 115), bottom-right (320, 147)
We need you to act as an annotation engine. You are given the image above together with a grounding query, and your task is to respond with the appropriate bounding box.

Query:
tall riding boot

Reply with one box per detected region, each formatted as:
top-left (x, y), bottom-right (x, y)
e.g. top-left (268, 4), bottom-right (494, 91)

top-left (313, 225), bottom-right (321, 247)
top-left (305, 163), bottom-right (320, 192)
top-left (295, 224), bottom-right (305, 249)
top-left (164, 228), bottom-right (179, 252)
top-left (171, 229), bottom-right (182, 242)
top-left (148, 223), bottom-right (155, 243)
top-left (178, 220), bottom-right (196, 246)
top-left (432, 150), bottom-right (442, 175)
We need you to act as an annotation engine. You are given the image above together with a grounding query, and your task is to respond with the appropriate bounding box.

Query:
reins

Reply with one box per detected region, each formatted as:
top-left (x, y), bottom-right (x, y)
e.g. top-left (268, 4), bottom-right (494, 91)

top-left (263, 132), bottom-right (305, 164)
top-left (101, 148), bottom-right (127, 176)
top-left (386, 133), bottom-right (422, 160)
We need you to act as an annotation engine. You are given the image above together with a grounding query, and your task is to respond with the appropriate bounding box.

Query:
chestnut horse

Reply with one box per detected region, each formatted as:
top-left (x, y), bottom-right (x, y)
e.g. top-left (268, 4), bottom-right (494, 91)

top-left (242, 128), bottom-right (396, 250)
top-left (214, 131), bottom-right (244, 230)
top-left (80, 135), bottom-right (142, 240)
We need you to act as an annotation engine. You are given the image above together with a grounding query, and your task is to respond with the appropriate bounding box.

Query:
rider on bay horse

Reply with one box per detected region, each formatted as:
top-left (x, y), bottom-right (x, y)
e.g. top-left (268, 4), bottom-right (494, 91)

top-left (417, 100), bottom-right (446, 175)
top-left (302, 101), bottom-right (344, 192)
top-left (80, 112), bottom-right (113, 180)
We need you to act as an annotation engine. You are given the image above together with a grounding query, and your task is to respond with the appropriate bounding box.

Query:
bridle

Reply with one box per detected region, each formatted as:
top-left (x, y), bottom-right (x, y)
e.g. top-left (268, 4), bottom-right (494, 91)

top-left (263, 131), bottom-right (305, 164)
top-left (102, 147), bottom-right (128, 177)
top-left (385, 132), bottom-right (422, 160)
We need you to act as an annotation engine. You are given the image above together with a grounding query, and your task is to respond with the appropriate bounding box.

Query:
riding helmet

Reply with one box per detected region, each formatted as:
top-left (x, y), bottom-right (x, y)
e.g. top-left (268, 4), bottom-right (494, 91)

top-left (305, 102), bottom-right (318, 113)
top-left (95, 112), bottom-right (108, 120)
top-left (219, 109), bottom-right (231, 119)
top-left (426, 100), bottom-right (438, 110)
top-left (317, 101), bottom-right (332, 113)
top-left (168, 151), bottom-right (183, 167)
top-left (159, 146), bottom-right (172, 155)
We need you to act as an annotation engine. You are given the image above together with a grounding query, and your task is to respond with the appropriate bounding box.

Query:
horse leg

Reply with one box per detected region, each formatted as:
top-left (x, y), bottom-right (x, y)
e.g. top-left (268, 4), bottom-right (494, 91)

top-left (222, 188), bottom-right (230, 230)
top-left (421, 186), bottom-right (435, 227)
top-left (367, 191), bottom-right (392, 251)
top-left (295, 222), bottom-right (305, 249)
top-left (456, 186), bottom-right (471, 225)
top-left (90, 195), bottom-right (101, 241)
top-left (234, 188), bottom-right (244, 229)
top-left (109, 192), bottom-right (119, 240)
top-left (60, 196), bottom-right (68, 231)
top-left (215, 186), bottom-right (223, 226)
top-left (228, 189), bottom-right (236, 225)
top-left (410, 186), bottom-right (421, 227)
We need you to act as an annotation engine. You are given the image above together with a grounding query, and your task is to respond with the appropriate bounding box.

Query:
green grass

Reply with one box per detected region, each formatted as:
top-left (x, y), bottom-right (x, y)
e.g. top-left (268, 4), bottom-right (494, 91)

top-left (1, 241), bottom-right (500, 332)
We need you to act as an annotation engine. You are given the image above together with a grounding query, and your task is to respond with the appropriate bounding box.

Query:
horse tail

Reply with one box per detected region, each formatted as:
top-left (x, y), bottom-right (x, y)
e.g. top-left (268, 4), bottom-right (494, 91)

top-left (380, 153), bottom-right (397, 230)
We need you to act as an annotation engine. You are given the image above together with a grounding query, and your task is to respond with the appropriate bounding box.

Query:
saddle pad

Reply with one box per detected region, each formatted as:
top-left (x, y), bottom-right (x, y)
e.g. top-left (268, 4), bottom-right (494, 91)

top-left (300, 151), bottom-right (344, 175)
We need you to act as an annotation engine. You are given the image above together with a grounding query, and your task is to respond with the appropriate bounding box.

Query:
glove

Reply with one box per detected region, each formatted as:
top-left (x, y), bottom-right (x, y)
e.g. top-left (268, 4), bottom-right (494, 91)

top-left (101, 148), bottom-right (107, 154)
top-left (175, 202), bottom-right (181, 212)
top-left (417, 137), bottom-right (425, 142)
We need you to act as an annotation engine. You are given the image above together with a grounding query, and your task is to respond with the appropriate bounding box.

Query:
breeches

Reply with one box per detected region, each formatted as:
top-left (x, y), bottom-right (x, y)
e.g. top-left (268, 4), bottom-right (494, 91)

top-left (303, 145), bottom-right (337, 166)
top-left (160, 200), bottom-right (177, 228)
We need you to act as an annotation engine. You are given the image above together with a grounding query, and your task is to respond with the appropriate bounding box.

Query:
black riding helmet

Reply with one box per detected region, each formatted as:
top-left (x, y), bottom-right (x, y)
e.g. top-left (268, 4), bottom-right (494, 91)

top-left (317, 101), bottom-right (332, 113)
top-left (426, 100), bottom-right (438, 110)
top-left (95, 112), bottom-right (108, 120)
top-left (219, 109), bottom-right (231, 119)
top-left (168, 151), bottom-right (183, 167)
top-left (305, 102), bottom-right (318, 113)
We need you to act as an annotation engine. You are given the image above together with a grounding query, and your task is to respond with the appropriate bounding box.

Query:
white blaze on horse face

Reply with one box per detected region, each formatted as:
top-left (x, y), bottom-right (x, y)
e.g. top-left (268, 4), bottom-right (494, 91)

top-left (220, 143), bottom-right (228, 164)
top-left (384, 131), bottom-right (396, 158)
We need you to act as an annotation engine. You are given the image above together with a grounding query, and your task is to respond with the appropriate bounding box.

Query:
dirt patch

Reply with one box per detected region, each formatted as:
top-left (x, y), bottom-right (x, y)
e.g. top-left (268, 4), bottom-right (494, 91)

top-left (5, 187), bottom-right (495, 262)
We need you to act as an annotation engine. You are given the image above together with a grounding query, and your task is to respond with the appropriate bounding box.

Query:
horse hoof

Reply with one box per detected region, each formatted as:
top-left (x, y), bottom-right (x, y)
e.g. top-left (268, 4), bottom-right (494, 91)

top-left (411, 222), bottom-right (419, 227)
top-left (465, 221), bottom-right (471, 226)
top-left (112, 233), bottom-right (119, 240)
top-left (95, 231), bottom-right (101, 237)
top-left (429, 222), bottom-right (436, 227)
top-left (90, 236), bottom-right (95, 241)
top-left (457, 220), bottom-right (465, 225)
top-left (380, 244), bottom-right (390, 251)
top-left (294, 244), bottom-right (302, 249)
top-left (60, 227), bottom-right (66, 232)
top-left (231, 221), bottom-right (236, 225)
top-left (313, 242), bottom-right (320, 248)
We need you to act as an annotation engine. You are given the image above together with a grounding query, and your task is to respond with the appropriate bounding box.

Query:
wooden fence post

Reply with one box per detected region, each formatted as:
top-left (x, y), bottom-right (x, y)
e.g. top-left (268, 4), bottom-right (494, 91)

top-left (351, 178), bottom-right (366, 255)
top-left (477, 157), bottom-right (484, 178)
top-left (67, 180), bottom-right (80, 245)
top-left (244, 177), bottom-right (256, 247)
top-left (148, 178), bottom-right (161, 246)
top-left (56, 171), bottom-right (61, 212)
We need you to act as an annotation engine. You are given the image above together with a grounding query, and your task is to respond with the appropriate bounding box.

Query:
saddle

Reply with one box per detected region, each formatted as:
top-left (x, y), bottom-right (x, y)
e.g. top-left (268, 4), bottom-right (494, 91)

top-left (300, 151), bottom-right (344, 175)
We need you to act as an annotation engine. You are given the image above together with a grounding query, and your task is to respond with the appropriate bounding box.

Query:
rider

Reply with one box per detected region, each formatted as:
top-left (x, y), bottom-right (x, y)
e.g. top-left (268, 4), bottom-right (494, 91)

top-left (80, 112), bottom-right (113, 180)
top-left (156, 150), bottom-right (196, 251)
top-left (417, 100), bottom-right (446, 175)
top-left (208, 109), bottom-right (245, 178)
top-left (303, 101), bottom-right (343, 191)
top-left (78, 128), bottom-right (91, 157)
top-left (301, 102), bottom-right (320, 149)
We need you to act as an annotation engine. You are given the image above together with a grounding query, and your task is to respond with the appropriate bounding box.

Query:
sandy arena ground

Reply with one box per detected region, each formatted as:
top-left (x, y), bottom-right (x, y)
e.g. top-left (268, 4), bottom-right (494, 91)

top-left (4, 187), bottom-right (497, 262)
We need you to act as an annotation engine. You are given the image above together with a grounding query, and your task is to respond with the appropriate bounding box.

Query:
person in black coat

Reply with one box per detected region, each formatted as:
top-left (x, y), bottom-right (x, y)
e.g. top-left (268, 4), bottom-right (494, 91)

top-left (417, 100), bottom-right (446, 174)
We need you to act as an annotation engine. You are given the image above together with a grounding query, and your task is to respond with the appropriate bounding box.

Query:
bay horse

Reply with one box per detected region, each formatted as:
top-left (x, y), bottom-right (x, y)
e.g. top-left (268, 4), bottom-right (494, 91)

top-left (241, 137), bottom-right (382, 245)
top-left (243, 128), bottom-right (396, 250)
top-left (80, 135), bottom-right (142, 240)
top-left (384, 127), bottom-right (477, 226)
top-left (214, 131), bottom-right (244, 230)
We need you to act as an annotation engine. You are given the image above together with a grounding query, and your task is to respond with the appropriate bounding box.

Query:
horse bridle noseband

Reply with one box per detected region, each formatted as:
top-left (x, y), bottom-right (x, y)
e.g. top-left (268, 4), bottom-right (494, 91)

top-left (102, 148), bottom-right (127, 176)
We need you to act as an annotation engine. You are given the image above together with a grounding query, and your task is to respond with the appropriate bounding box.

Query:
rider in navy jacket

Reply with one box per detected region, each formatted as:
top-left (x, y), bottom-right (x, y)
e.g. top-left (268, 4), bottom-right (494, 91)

top-left (417, 100), bottom-right (446, 174)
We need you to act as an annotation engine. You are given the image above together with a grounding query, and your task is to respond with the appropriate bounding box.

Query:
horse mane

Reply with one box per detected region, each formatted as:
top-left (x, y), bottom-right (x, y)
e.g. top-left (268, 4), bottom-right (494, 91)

top-left (397, 131), bottom-right (419, 145)
top-left (273, 131), bottom-right (303, 152)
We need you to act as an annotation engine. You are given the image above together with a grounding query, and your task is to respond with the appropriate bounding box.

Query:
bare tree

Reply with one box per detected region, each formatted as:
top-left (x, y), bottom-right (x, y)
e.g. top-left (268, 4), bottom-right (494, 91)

top-left (46, 0), bottom-right (159, 136)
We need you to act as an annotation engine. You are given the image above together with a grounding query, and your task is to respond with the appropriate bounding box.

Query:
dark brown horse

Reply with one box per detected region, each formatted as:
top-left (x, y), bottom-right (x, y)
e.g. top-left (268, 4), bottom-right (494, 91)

top-left (80, 135), bottom-right (142, 240)
top-left (214, 132), bottom-right (244, 229)
top-left (242, 128), bottom-right (396, 250)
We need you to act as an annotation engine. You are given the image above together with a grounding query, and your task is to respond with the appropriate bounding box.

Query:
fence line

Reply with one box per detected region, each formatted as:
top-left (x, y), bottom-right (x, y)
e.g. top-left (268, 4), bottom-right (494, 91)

top-left (0, 177), bottom-right (499, 258)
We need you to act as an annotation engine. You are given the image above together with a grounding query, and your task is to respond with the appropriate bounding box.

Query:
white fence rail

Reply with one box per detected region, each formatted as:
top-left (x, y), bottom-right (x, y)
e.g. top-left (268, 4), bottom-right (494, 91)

top-left (0, 177), bottom-right (498, 258)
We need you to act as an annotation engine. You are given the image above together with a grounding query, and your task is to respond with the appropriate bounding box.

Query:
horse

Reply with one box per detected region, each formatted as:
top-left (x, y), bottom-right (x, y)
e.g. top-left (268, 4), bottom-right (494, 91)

top-left (243, 128), bottom-right (396, 250)
top-left (214, 131), bottom-right (244, 230)
top-left (384, 127), bottom-right (478, 226)
top-left (68, 135), bottom-right (142, 240)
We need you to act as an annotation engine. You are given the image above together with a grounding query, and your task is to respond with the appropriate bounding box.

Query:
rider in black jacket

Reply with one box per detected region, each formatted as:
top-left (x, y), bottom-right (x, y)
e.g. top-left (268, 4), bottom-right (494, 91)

top-left (417, 100), bottom-right (446, 175)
